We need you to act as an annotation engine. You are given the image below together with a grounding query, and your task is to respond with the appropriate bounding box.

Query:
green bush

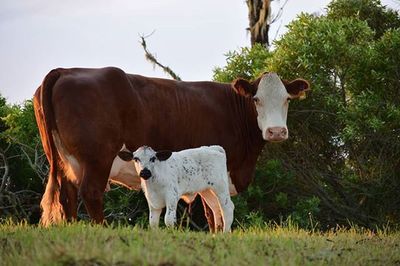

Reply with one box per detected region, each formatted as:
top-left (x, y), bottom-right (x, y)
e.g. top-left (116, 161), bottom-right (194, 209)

top-left (213, 43), bottom-right (271, 82)
top-left (214, 0), bottom-right (400, 228)
top-left (291, 196), bottom-right (321, 229)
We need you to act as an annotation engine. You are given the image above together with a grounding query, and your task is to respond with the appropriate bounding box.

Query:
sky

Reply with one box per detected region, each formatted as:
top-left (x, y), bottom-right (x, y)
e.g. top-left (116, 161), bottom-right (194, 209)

top-left (0, 0), bottom-right (398, 104)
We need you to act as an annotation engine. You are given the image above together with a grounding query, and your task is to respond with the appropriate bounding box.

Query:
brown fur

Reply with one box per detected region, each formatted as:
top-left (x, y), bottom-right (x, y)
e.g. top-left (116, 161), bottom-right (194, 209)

top-left (33, 69), bottom-right (66, 226)
top-left (34, 67), bottom-right (309, 227)
top-left (283, 79), bottom-right (311, 97)
top-left (201, 197), bottom-right (216, 233)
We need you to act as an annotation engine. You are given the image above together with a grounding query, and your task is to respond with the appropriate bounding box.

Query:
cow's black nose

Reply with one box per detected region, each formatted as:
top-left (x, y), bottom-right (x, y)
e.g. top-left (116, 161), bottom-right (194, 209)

top-left (139, 168), bottom-right (152, 180)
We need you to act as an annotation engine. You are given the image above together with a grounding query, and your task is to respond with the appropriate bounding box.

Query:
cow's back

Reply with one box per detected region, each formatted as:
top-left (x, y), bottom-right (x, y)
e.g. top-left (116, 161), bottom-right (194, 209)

top-left (38, 67), bottom-right (262, 193)
top-left (124, 74), bottom-right (237, 152)
top-left (49, 67), bottom-right (137, 163)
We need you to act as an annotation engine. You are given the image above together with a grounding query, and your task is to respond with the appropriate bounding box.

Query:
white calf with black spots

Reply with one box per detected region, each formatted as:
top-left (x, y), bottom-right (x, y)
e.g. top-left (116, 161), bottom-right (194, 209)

top-left (118, 145), bottom-right (234, 232)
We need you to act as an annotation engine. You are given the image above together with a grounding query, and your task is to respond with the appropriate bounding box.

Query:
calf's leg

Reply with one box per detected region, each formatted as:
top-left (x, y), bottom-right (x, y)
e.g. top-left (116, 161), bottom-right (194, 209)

top-left (214, 189), bottom-right (234, 232)
top-left (149, 206), bottom-right (162, 229)
top-left (206, 175), bottom-right (235, 233)
top-left (164, 199), bottom-right (178, 228)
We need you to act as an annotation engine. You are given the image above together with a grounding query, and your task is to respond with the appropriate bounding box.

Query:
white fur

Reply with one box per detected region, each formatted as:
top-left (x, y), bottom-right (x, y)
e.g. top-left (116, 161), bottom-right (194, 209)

top-left (52, 138), bottom-right (141, 192)
top-left (52, 131), bottom-right (82, 186)
top-left (132, 145), bottom-right (234, 232)
top-left (255, 73), bottom-right (290, 140)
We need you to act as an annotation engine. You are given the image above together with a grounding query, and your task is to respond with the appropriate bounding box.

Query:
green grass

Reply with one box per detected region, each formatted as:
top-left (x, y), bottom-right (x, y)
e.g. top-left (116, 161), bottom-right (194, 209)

top-left (1, 222), bottom-right (399, 266)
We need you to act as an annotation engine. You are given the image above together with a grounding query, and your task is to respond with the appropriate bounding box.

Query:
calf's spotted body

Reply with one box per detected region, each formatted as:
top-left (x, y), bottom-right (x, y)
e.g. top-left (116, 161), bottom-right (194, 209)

top-left (118, 145), bottom-right (234, 232)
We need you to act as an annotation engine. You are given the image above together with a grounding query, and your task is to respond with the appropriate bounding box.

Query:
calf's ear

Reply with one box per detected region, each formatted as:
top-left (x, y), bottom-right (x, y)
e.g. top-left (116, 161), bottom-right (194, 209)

top-left (231, 78), bottom-right (257, 97)
top-left (284, 79), bottom-right (310, 99)
top-left (156, 150), bottom-right (172, 161)
top-left (118, 151), bottom-right (133, 161)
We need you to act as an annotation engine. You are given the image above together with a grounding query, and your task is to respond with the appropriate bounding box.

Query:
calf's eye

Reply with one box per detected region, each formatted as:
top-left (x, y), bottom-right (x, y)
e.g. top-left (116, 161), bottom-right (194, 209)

top-left (133, 157), bottom-right (140, 162)
top-left (253, 97), bottom-right (260, 105)
top-left (150, 157), bottom-right (156, 163)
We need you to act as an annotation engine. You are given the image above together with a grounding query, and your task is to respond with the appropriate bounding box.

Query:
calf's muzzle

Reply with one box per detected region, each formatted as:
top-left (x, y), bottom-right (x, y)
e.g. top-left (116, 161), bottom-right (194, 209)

top-left (139, 168), bottom-right (152, 180)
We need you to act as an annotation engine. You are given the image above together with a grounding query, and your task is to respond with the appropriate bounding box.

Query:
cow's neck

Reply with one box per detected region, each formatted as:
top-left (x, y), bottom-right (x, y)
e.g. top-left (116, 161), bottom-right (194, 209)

top-left (226, 86), bottom-right (265, 167)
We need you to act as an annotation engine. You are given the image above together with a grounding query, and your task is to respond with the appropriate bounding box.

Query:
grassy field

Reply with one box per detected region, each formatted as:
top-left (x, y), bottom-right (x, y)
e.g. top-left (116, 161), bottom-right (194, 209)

top-left (1, 222), bottom-right (399, 266)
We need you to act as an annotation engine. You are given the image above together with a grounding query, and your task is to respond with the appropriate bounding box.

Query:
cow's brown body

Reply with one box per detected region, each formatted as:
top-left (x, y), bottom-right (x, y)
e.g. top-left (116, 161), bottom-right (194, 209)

top-left (34, 67), bottom-right (309, 229)
top-left (34, 67), bottom-right (265, 226)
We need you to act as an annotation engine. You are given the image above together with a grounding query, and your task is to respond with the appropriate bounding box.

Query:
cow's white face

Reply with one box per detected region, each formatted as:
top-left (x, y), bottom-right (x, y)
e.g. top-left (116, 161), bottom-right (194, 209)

top-left (232, 72), bottom-right (310, 142)
top-left (118, 146), bottom-right (172, 180)
top-left (254, 73), bottom-right (290, 141)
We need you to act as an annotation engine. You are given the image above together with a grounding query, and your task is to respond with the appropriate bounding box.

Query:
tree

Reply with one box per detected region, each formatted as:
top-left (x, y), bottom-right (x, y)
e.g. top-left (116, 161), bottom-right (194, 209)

top-left (213, 44), bottom-right (271, 82)
top-left (327, 0), bottom-right (400, 39)
top-left (268, 1), bottom-right (400, 225)
top-left (213, 0), bottom-right (400, 228)
top-left (247, 0), bottom-right (271, 47)
top-left (0, 98), bottom-right (44, 222)
top-left (246, 0), bottom-right (290, 47)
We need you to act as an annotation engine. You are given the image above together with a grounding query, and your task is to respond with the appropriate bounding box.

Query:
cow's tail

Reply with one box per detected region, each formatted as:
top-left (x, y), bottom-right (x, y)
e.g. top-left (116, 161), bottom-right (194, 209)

top-left (33, 69), bottom-right (65, 226)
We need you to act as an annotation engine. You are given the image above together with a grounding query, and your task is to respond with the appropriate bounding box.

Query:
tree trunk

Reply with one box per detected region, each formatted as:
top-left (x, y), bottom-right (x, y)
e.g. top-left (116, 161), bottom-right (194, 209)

top-left (247, 0), bottom-right (271, 47)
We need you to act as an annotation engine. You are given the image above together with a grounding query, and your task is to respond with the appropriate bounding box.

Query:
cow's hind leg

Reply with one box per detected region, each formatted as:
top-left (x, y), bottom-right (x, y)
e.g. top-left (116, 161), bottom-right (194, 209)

top-left (60, 178), bottom-right (78, 221)
top-left (201, 197), bottom-right (216, 233)
top-left (210, 175), bottom-right (235, 233)
top-left (199, 189), bottom-right (224, 232)
top-left (80, 164), bottom-right (109, 224)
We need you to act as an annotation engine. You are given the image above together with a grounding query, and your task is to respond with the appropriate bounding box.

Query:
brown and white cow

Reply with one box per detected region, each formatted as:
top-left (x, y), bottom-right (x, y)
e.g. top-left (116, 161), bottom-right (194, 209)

top-left (33, 67), bottom-right (309, 229)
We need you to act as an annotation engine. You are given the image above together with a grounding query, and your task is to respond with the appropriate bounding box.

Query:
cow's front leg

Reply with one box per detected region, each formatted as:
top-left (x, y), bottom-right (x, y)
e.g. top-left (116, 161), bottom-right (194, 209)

top-left (149, 206), bottom-right (162, 229)
top-left (164, 198), bottom-right (178, 228)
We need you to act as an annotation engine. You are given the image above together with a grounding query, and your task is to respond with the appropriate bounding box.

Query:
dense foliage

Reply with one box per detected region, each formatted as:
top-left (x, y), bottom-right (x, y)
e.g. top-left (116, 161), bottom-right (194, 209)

top-left (214, 0), bottom-right (400, 228)
top-left (0, 99), bottom-right (43, 222)
top-left (1, 0), bottom-right (399, 229)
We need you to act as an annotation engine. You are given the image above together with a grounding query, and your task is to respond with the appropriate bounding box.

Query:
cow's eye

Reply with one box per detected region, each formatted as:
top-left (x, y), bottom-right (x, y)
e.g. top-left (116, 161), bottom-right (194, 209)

top-left (133, 157), bottom-right (140, 162)
top-left (253, 97), bottom-right (260, 105)
top-left (150, 157), bottom-right (156, 163)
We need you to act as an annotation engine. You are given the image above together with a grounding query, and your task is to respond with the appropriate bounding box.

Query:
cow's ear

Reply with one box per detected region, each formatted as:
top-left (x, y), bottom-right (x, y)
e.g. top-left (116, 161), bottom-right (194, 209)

top-left (156, 150), bottom-right (172, 161)
top-left (232, 78), bottom-right (257, 97)
top-left (118, 151), bottom-right (133, 161)
top-left (284, 79), bottom-right (310, 99)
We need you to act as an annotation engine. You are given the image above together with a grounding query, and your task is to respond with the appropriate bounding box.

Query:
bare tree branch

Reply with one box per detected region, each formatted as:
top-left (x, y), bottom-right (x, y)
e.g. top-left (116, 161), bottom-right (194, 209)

top-left (139, 32), bottom-right (182, 81)
top-left (4, 137), bottom-right (48, 182)
top-left (0, 144), bottom-right (11, 193)
top-left (270, 0), bottom-right (289, 24)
